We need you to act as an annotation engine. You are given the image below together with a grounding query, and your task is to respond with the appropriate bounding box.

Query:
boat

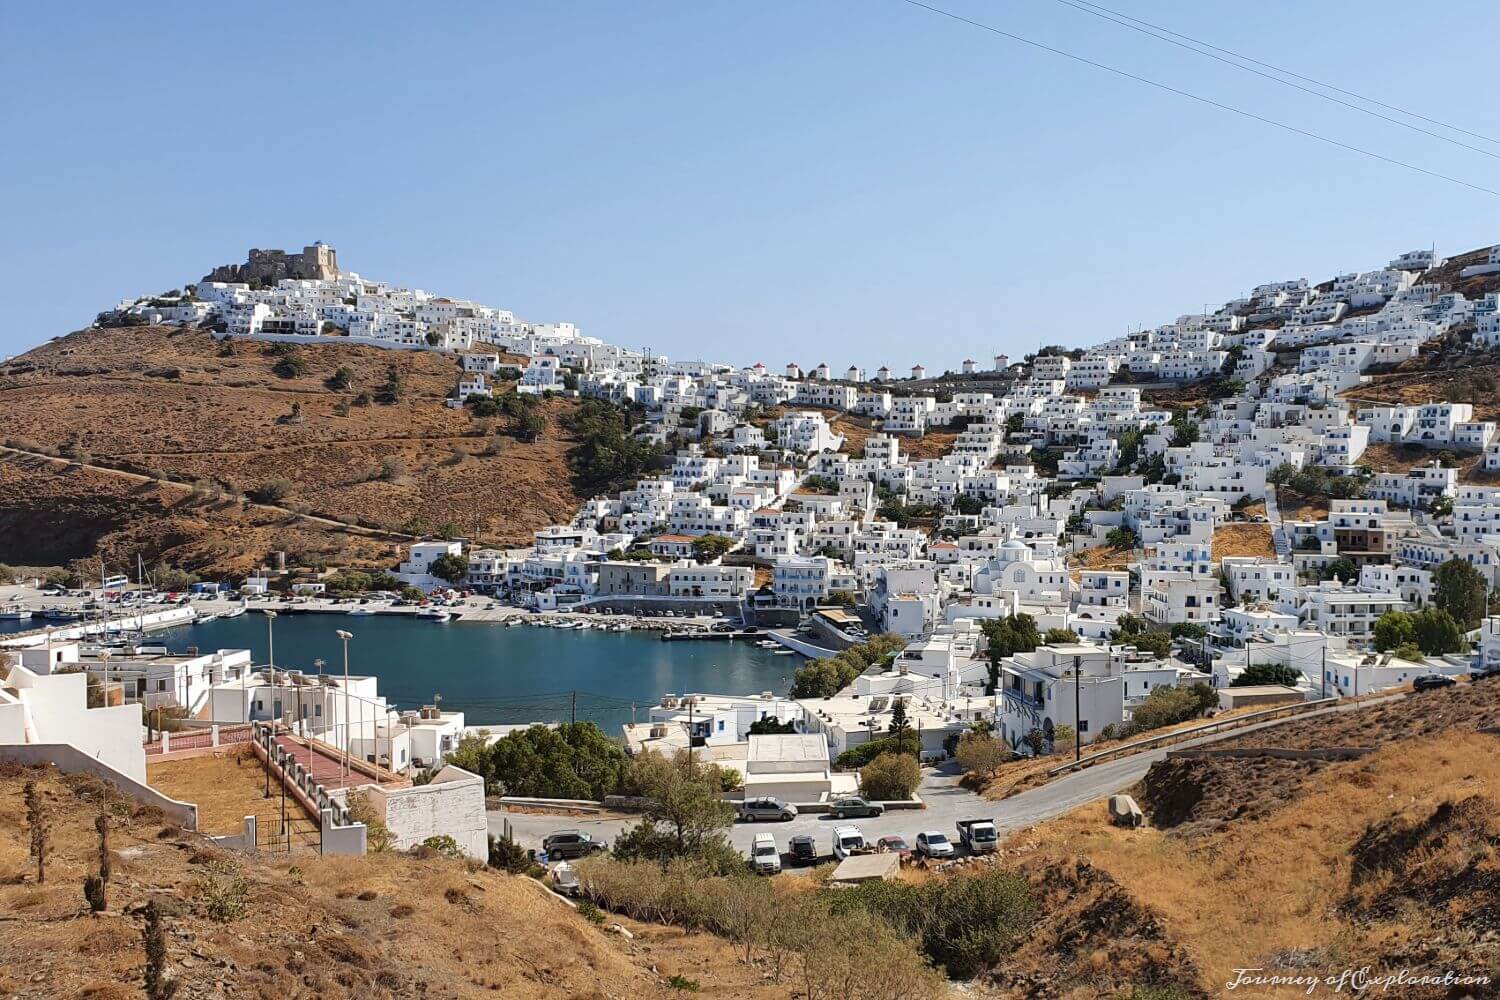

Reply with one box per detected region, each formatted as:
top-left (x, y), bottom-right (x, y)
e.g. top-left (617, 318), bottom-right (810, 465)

top-left (417, 608), bottom-right (452, 622)
top-left (40, 607), bottom-right (78, 620)
top-left (196, 613), bottom-right (220, 624)
top-left (219, 605), bottom-right (247, 620)
top-left (0, 606), bottom-right (33, 621)
top-left (772, 649), bottom-right (796, 656)
top-left (349, 607), bottom-right (377, 616)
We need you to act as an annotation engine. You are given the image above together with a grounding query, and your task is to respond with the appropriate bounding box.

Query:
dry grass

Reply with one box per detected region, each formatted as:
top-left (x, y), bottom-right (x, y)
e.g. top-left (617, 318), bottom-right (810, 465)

top-left (0, 762), bottom-right (790, 999)
top-left (1211, 522), bottom-right (1275, 561)
top-left (1275, 489), bottom-right (1329, 523)
top-left (1010, 733), bottom-right (1500, 993)
top-left (1067, 543), bottom-right (1132, 574)
top-left (0, 324), bottom-right (584, 573)
top-left (147, 750), bottom-right (293, 835)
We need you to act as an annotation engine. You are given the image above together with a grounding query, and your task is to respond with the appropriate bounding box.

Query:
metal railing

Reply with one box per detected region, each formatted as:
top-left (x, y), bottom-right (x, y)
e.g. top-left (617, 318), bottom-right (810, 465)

top-left (252, 723), bottom-right (353, 828)
top-left (1046, 696), bottom-right (1340, 776)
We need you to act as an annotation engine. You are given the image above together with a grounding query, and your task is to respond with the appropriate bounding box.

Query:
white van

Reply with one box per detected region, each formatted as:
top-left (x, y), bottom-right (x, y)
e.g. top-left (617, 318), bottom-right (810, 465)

top-left (832, 825), bottom-right (866, 861)
top-left (750, 832), bottom-right (781, 875)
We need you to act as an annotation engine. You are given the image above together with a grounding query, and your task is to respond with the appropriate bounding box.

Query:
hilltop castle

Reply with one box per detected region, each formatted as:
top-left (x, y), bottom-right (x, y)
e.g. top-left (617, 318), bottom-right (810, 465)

top-left (202, 243), bottom-right (339, 286)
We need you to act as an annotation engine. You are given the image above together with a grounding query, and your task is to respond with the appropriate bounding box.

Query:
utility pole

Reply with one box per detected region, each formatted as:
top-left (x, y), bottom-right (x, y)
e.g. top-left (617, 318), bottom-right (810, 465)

top-left (686, 696), bottom-right (693, 767)
top-left (1074, 661), bottom-right (1081, 763)
top-left (571, 690), bottom-right (577, 728)
top-left (264, 610), bottom-right (278, 731)
top-left (1321, 645), bottom-right (1327, 699)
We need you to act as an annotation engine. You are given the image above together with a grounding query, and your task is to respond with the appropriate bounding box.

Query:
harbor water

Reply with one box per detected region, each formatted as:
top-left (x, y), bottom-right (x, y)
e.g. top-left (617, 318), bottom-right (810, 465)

top-left (148, 613), bottom-right (798, 735)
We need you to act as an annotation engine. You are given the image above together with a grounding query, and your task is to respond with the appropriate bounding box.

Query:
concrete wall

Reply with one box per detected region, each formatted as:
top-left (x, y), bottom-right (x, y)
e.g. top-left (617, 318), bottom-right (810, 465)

top-left (0, 743), bottom-right (198, 829)
top-left (365, 767), bottom-right (487, 860)
top-left (5, 670), bottom-right (146, 782)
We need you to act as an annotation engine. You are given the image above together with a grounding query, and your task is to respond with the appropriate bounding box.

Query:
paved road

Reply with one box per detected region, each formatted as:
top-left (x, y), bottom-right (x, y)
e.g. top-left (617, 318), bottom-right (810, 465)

top-left (489, 690), bottom-right (1407, 859)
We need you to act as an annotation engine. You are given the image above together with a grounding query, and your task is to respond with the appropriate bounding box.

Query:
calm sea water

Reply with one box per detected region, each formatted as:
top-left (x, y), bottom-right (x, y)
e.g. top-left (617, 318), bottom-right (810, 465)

top-left (143, 613), bottom-right (796, 734)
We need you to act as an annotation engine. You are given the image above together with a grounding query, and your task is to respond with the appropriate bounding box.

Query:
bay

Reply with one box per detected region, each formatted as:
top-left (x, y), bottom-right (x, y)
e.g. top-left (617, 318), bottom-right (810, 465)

top-left (149, 613), bottom-right (797, 735)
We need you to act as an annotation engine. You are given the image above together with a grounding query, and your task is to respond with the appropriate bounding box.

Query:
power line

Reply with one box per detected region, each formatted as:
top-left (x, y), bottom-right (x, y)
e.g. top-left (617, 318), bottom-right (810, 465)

top-left (897, 0), bottom-right (1500, 198)
top-left (1045, 0), bottom-right (1500, 160)
top-left (1054, 0), bottom-right (1500, 148)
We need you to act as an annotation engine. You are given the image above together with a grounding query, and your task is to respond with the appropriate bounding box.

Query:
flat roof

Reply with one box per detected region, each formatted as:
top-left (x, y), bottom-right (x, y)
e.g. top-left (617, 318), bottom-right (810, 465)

top-left (829, 853), bottom-right (901, 883)
top-left (748, 734), bottom-right (829, 764)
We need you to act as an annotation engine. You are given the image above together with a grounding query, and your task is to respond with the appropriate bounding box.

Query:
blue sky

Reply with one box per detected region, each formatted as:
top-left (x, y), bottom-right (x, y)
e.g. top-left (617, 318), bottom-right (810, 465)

top-left (2, 1), bottom-right (1498, 368)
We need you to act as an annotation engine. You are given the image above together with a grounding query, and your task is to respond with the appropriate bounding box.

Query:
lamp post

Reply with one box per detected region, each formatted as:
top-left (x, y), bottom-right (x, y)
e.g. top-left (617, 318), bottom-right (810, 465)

top-left (264, 610), bottom-right (278, 732)
top-left (337, 630), bottom-right (353, 780)
top-left (99, 650), bottom-right (111, 711)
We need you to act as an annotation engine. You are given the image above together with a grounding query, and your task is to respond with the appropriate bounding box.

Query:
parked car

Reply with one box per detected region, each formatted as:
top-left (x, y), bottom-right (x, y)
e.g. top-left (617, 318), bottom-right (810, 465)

top-left (876, 835), bottom-right (912, 863)
top-left (542, 830), bottom-right (607, 860)
top-left (549, 861), bottom-right (581, 896)
top-left (832, 825), bottom-right (869, 861)
top-left (737, 797), bottom-right (798, 822)
top-left (829, 796), bottom-right (884, 819)
top-left (1413, 674), bottom-right (1457, 692)
top-left (788, 834), bottom-right (819, 866)
top-left (749, 832), bottom-right (782, 875)
top-left (915, 831), bottom-right (955, 858)
top-left (1470, 664), bottom-right (1500, 682)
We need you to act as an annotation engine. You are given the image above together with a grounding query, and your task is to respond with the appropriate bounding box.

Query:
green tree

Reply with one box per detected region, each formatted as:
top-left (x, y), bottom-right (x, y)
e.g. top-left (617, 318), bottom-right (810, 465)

top-left (614, 752), bottom-right (737, 866)
top-left (979, 615), bottom-right (1042, 692)
top-left (1411, 606), bottom-right (1466, 655)
top-left (488, 723), bottom-right (627, 800)
top-left (325, 366), bottom-right (353, 391)
top-left (859, 752), bottom-right (920, 800)
top-left (1230, 663), bottom-right (1302, 687)
top-left (690, 534), bottom-right (734, 562)
top-left (954, 730), bottom-right (1009, 780)
top-left (1373, 611), bottom-right (1416, 652)
top-left (428, 553), bottom-right (469, 584)
top-left (1043, 628), bottom-right (1077, 644)
top-left (746, 717), bottom-right (797, 735)
top-left (1321, 557), bottom-right (1357, 583)
top-left (1433, 558), bottom-right (1487, 630)
top-left (1106, 526), bottom-right (1139, 550)
top-left (376, 366), bottom-right (404, 404)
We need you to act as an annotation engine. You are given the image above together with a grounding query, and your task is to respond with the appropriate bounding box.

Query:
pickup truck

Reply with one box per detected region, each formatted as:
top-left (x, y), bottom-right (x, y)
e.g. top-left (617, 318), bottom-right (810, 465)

top-left (955, 817), bottom-right (999, 854)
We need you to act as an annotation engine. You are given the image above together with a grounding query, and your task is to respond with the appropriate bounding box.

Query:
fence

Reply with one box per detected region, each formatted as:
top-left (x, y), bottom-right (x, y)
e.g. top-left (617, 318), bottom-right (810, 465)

top-left (144, 723), bottom-right (254, 757)
top-left (1046, 697), bottom-right (1340, 776)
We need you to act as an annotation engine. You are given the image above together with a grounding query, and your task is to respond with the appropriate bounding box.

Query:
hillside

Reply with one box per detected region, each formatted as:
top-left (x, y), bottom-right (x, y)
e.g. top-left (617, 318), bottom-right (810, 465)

top-left (0, 761), bottom-right (783, 1000)
top-left (1004, 682), bottom-right (1500, 997)
top-left (0, 326), bottom-right (586, 576)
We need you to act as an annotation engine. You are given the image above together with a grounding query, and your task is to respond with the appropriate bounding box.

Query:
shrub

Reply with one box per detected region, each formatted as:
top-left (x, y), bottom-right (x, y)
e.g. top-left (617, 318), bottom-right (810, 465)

top-left (347, 791), bottom-right (393, 852)
top-left (419, 835), bottom-right (464, 860)
top-left (835, 733), bottom-right (919, 769)
top-left (859, 752), bottom-right (920, 800)
top-left (272, 351), bottom-right (308, 379)
top-left (249, 478), bottom-right (292, 504)
top-left (194, 859), bottom-right (249, 922)
top-left (379, 456), bottom-right (407, 481)
top-left (575, 899), bottom-right (606, 925)
top-left (955, 730), bottom-right (1010, 780)
top-left (487, 834), bottom-right (533, 874)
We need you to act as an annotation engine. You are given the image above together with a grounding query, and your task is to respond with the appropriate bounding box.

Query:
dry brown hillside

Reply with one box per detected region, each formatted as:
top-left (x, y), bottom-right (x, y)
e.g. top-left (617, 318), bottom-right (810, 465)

top-left (0, 761), bottom-right (785, 1000)
top-left (0, 326), bottom-right (586, 575)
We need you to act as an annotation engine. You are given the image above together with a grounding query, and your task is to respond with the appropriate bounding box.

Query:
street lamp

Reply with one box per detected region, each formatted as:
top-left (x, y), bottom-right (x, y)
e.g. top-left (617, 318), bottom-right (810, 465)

top-left (337, 630), bottom-right (353, 780)
top-left (99, 650), bottom-right (111, 711)
top-left (264, 610), bottom-right (278, 732)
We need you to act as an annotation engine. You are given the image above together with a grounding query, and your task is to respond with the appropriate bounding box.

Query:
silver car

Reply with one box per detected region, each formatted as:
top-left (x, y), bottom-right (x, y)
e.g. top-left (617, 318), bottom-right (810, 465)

top-left (737, 796), bottom-right (798, 822)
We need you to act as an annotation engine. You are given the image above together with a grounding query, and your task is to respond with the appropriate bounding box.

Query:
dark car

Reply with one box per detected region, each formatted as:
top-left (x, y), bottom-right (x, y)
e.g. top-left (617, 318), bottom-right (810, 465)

top-left (788, 835), bottom-right (818, 866)
top-left (542, 830), bottom-right (607, 860)
top-left (1412, 674), bottom-right (1457, 692)
top-left (1470, 664), bottom-right (1500, 682)
top-left (829, 796), bottom-right (885, 819)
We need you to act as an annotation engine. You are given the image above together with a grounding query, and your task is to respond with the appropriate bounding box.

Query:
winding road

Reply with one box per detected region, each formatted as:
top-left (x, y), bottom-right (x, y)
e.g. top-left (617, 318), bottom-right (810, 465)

top-left (488, 690), bottom-right (1405, 857)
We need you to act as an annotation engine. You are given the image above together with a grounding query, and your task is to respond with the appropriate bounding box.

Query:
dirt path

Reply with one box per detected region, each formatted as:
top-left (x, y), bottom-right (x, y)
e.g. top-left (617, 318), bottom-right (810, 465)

top-left (0, 445), bottom-right (414, 542)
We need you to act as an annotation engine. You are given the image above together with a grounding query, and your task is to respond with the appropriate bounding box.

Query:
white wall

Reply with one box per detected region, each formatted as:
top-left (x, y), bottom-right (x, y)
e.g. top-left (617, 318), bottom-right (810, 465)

top-left (365, 766), bottom-right (488, 860)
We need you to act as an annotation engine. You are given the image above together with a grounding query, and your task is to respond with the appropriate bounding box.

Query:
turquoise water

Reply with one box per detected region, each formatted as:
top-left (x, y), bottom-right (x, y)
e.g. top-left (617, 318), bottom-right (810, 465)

top-left (149, 613), bottom-right (796, 734)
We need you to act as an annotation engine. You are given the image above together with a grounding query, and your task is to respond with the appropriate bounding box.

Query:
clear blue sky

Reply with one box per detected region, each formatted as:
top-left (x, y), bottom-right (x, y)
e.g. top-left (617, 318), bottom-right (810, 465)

top-left (3, 1), bottom-right (1498, 368)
